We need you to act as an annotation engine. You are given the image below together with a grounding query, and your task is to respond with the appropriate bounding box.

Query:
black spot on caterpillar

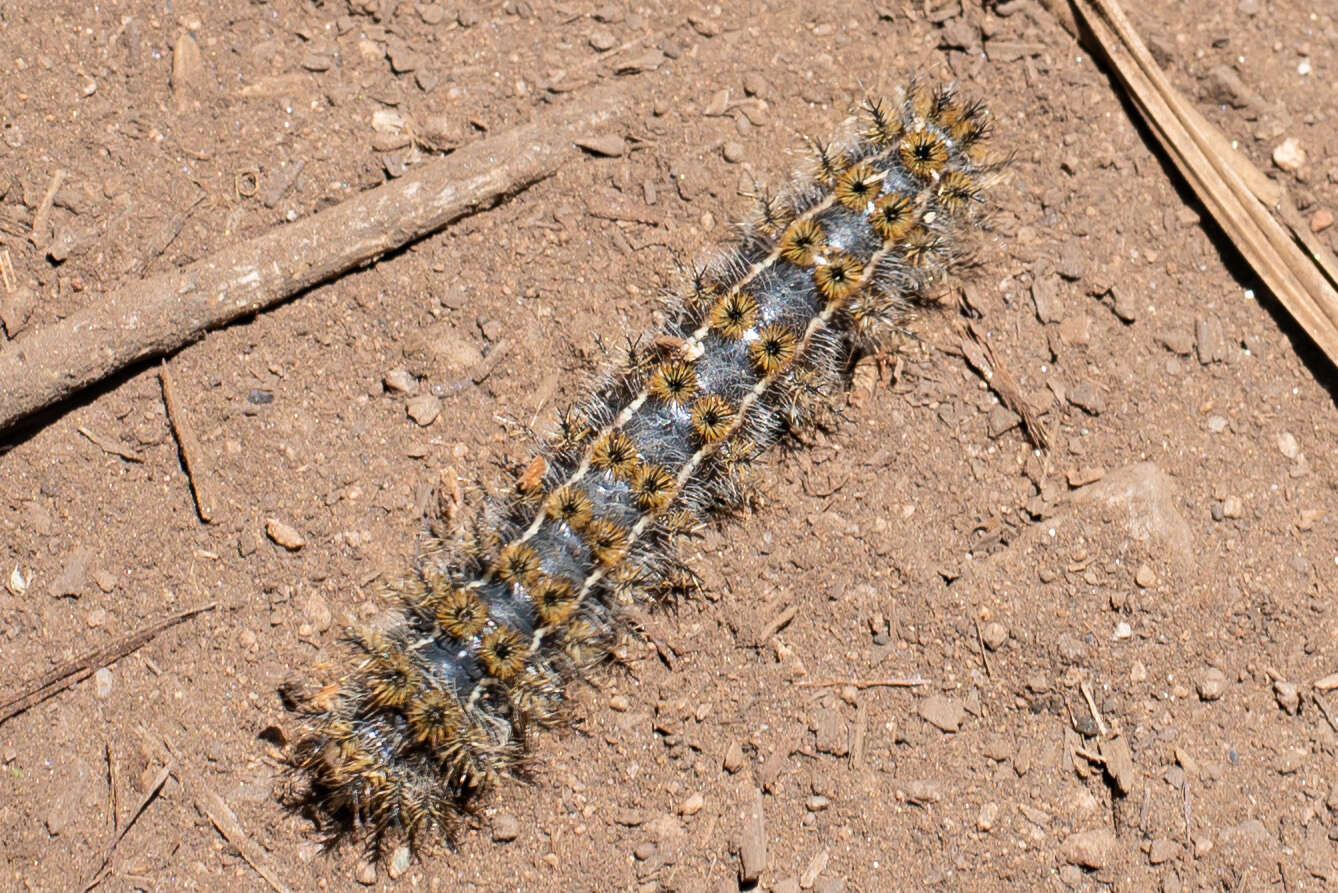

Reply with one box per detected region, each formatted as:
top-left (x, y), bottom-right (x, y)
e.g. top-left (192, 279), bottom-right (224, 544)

top-left (287, 78), bottom-right (999, 857)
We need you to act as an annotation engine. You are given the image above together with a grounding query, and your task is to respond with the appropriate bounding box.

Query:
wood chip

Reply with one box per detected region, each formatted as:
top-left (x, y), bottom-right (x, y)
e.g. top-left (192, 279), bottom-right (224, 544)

top-left (736, 785), bottom-right (767, 884)
top-left (78, 425), bottom-right (143, 463)
top-left (196, 786), bottom-right (293, 893)
top-left (29, 168), bottom-right (66, 249)
top-left (265, 519), bottom-right (306, 551)
top-left (756, 602), bottom-right (797, 645)
top-left (1099, 735), bottom-right (1136, 795)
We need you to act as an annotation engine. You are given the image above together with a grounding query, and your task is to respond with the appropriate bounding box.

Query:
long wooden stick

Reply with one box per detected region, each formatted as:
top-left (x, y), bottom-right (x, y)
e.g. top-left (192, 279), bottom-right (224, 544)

top-left (0, 90), bottom-right (628, 435)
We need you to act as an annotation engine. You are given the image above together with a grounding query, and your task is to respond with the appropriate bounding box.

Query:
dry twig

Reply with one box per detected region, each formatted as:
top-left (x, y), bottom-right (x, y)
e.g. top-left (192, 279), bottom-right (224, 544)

top-left (953, 319), bottom-right (1048, 449)
top-left (140, 731), bottom-right (293, 893)
top-left (1072, 0), bottom-right (1338, 367)
top-left (796, 677), bottom-right (929, 689)
top-left (159, 361), bottom-right (216, 522)
top-left (29, 168), bottom-right (66, 249)
top-left (973, 617), bottom-right (994, 680)
top-left (1080, 680), bottom-right (1109, 738)
top-left (77, 425), bottom-right (143, 463)
top-left (0, 603), bottom-right (215, 725)
top-left (83, 763), bottom-right (172, 892)
top-left (195, 786), bottom-right (293, 893)
top-left (0, 89), bottom-right (629, 434)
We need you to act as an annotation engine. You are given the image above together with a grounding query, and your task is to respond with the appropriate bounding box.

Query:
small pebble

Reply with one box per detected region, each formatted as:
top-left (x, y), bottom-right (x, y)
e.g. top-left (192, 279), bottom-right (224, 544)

top-left (904, 778), bottom-right (943, 804)
top-left (492, 813), bottom-right (520, 842)
top-left (703, 88), bottom-right (731, 117)
top-left (1195, 316), bottom-right (1228, 364)
top-left (303, 592), bottom-right (332, 633)
top-left (721, 141), bottom-right (745, 163)
top-left (980, 621), bottom-right (1008, 651)
top-left (977, 802), bottom-right (1000, 831)
top-left (418, 4), bottom-right (447, 24)
top-left (1148, 837), bottom-right (1181, 865)
top-left (608, 693), bottom-right (630, 712)
top-left (386, 43), bottom-right (421, 73)
top-left (388, 845), bottom-right (412, 880)
top-left (1175, 748), bottom-right (1199, 779)
top-left (588, 28), bottom-right (617, 51)
top-left (383, 368), bottom-right (417, 394)
top-left (1273, 137), bottom-right (1306, 172)
top-left (918, 695), bottom-right (966, 733)
top-left (1275, 747), bottom-right (1307, 775)
top-left (1066, 382), bottom-right (1105, 415)
top-left (1066, 466), bottom-right (1105, 487)
top-left (800, 849), bottom-right (830, 889)
top-left (1100, 736), bottom-right (1137, 795)
top-left (1206, 414), bottom-right (1227, 433)
top-left (87, 608), bottom-right (107, 629)
top-left (1113, 621), bottom-right (1132, 640)
top-left (1134, 564), bottom-right (1156, 588)
top-left (742, 71), bottom-right (768, 97)
top-left (722, 739), bottom-right (745, 773)
top-left (1058, 314), bottom-right (1091, 345)
top-left (1273, 680), bottom-right (1300, 715)
top-left (1062, 828), bottom-right (1117, 870)
top-left (355, 860), bottom-right (377, 885)
top-left (1197, 667), bottom-right (1228, 701)
top-left (679, 792), bottom-right (704, 816)
top-left (1221, 496), bottom-right (1243, 518)
top-left (265, 518), bottom-right (306, 551)
top-left (94, 667), bottom-right (113, 698)
top-left (1110, 287), bottom-right (1138, 322)
top-left (1056, 244), bottom-right (1085, 281)
top-left (406, 393), bottom-right (442, 426)
top-left (1276, 431), bottom-right (1300, 459)
top-left (1056, 633), bottom-right (1088, 663)
top-left (576, 134), bottom-right (626, 157)
top-left (1312, 209), bottom-right (1334, 233)
top-left (1157, 330), bottom-right (1195, 356)
top-left (982, 736), bottom-right (1013, 762)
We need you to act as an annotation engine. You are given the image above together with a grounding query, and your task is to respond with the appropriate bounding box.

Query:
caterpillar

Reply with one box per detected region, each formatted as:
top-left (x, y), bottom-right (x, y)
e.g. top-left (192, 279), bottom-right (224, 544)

top-left (287, 78), bottom-right (999, 858)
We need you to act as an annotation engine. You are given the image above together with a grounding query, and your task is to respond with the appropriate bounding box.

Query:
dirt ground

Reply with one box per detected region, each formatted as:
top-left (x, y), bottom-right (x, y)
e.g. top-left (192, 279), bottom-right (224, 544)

top-left (3, 0), bottom-right (1338, 890)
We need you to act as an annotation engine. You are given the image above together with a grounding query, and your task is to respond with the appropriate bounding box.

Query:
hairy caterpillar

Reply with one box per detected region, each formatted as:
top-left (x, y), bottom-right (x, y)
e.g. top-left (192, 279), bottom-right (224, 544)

top-left (288, 78), bottom-right (998, 856)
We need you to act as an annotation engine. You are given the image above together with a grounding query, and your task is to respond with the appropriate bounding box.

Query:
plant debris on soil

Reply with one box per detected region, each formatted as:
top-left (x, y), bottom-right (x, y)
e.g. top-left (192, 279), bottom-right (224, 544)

top-left (3, 2), bottom-right (1338, 891)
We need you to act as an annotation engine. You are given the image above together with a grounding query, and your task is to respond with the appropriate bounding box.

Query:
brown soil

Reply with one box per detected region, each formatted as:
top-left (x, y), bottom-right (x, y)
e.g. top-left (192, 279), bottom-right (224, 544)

top-left (3, 1), bottom-right (1338, 891)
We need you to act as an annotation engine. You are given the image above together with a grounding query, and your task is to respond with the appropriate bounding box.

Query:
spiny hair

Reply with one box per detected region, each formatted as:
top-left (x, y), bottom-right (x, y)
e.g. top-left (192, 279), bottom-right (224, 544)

top-left (287, 77), bottom-right (1001, 860)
